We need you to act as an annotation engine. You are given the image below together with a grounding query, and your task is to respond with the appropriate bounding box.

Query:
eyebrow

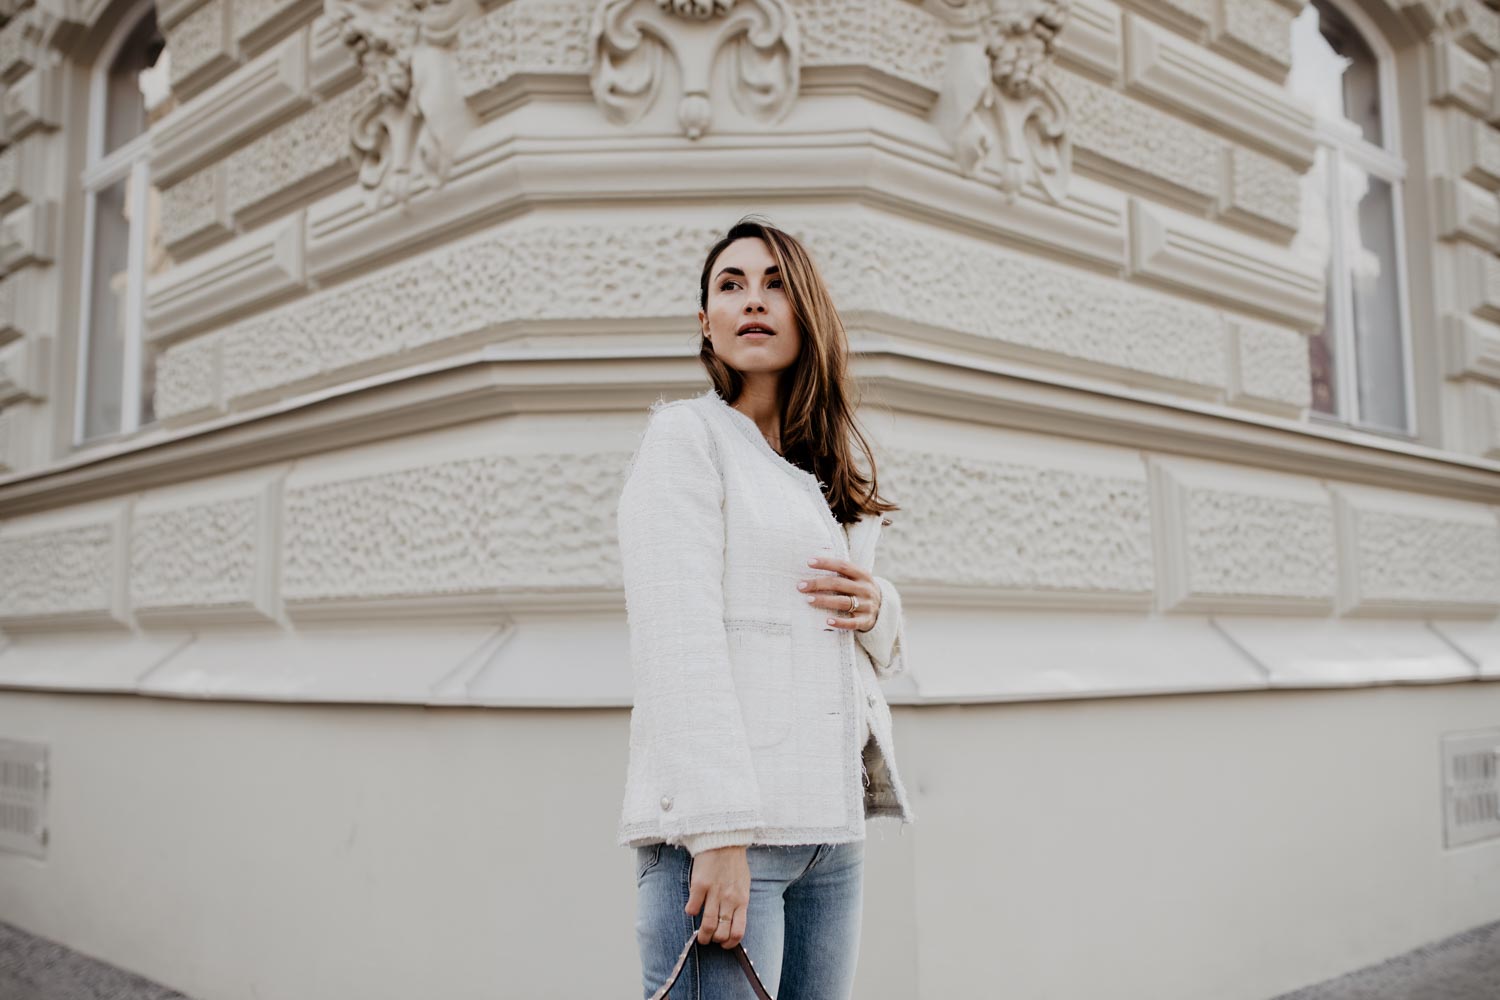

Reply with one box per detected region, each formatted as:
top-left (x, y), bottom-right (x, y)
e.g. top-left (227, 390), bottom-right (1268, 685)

top-left (713, 265), bottom-right (781, 283)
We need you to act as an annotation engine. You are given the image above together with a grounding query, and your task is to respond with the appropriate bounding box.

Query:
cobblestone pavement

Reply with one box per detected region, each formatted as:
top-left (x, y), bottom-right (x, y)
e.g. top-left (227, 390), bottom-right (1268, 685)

top-left (0, 920), bottom-right (192, 1000)
top-left (1271, 919), bottom-right (1500, 1000)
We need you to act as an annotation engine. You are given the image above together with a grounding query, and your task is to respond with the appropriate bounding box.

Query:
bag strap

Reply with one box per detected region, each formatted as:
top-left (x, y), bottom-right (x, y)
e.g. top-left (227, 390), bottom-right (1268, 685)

top-left (648, 929), bottom-right (775, 1000)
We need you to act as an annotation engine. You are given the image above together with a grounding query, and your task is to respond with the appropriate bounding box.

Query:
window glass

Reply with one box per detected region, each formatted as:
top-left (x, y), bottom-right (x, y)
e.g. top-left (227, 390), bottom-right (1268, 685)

top-left (103, 9), bottom-right (170, 154)
top-left (83, 175), bottom-right (131, 439)
top-left (1289, 0), bottom-right (1381, 144)
top-left (1344, 166), bottom-right (1405, 431)
top-left (1293, 147), bottom-right (1339, 417)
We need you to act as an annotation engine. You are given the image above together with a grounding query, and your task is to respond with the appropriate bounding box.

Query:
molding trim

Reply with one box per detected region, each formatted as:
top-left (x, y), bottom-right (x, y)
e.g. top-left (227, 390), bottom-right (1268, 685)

top-left (144, 209), bottom-right (307, 344)
top-left (1434, 175), bottom-right (1500, 248)
top-left (1123, 13), bottom-right (1315, 169)
top-left (151, 28), bottom-right (311, 188)
top-left (1128, 198), bottom-right (1324, 327)
top-left (1150, 455), bottom-right (1336, 614)
top-left (0, 199), bottom-right (54, 275)
top-left (1431, 37), bottom-right (1493, 118)
top-left (0, 333), bottom-right (48, 406)
top-left (3, 347), bottom-right (1500, 516)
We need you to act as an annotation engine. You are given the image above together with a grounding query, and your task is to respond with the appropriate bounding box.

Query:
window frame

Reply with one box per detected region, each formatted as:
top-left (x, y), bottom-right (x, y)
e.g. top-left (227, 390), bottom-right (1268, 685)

top-left (1299, 0), bottom-right (1418, 439)
top-left (73, 0), bottom-right (158, 447)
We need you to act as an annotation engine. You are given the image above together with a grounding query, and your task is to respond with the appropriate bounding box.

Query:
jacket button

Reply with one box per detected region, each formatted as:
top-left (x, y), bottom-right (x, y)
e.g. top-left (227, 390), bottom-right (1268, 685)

top-left (867, 693), bottom-right (877, 707)
top-left (660, 795), bottom-right (673, 812)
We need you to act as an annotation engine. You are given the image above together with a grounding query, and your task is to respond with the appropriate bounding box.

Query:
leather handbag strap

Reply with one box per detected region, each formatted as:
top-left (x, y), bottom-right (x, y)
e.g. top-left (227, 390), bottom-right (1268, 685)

top-left (648, 929), bottom-right (775, 1000)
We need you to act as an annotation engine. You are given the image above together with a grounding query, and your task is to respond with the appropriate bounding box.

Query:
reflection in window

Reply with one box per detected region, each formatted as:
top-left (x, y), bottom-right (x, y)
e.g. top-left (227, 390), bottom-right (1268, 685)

top-left (79, 4), bottom-right (174, 443)
top-left (1288, 0), bottom-right (1410, 434)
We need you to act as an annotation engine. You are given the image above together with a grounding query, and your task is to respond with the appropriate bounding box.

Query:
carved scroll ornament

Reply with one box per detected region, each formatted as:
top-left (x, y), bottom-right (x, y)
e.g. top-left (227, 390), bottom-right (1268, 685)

top-left (928, 0), bottom-right (1072, 204)
top-left (327, 0), bottom-right (481, 208)
top-left (590, 0), bottom-right (799, 140)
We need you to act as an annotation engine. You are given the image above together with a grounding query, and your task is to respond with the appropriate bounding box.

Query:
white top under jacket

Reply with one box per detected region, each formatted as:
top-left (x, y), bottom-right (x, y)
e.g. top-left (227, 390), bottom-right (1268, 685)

top-left (615, 387), bottom-right (916, 856)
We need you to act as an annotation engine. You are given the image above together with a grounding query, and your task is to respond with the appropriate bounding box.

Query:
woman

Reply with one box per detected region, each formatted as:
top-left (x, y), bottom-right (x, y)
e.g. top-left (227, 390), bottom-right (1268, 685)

top-left (616, 217), bottom-right (916, 999)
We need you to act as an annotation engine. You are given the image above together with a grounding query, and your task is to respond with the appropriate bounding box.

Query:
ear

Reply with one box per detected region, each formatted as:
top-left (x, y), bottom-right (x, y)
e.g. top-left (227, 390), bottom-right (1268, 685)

top-left (697, 308), bottom-right (708, 337)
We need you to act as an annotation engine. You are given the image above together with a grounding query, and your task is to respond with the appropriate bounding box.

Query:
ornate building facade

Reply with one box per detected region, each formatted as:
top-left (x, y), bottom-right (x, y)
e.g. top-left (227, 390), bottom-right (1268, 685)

top-left (0, 0), bottom-right (1498, 996)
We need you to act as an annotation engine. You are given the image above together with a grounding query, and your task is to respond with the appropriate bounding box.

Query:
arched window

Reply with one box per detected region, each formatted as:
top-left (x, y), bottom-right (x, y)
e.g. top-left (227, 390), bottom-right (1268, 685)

top-left (76, 0), bottom-right (174, 443)
top-left (1288, 0), bottom-right (1413, 435)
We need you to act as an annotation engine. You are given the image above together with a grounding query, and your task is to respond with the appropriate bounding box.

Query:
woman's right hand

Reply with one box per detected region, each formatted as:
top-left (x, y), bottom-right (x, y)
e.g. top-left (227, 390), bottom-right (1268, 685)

top-left (685, 845), bottom-right (751, 948)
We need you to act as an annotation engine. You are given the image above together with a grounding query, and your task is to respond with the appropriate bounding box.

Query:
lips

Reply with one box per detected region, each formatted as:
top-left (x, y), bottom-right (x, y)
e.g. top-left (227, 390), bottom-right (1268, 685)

top-left (737, 324), bottom-right (775, 336)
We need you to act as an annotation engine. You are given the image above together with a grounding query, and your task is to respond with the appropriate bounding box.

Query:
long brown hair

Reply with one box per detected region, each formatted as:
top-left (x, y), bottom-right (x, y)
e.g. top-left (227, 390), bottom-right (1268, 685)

top-left (697, 216), bottom-right (900, 526)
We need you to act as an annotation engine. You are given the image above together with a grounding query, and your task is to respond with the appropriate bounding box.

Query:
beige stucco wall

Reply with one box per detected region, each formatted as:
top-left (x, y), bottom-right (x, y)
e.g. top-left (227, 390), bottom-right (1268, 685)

top-left (1, 681), bottom-right (1496, 999)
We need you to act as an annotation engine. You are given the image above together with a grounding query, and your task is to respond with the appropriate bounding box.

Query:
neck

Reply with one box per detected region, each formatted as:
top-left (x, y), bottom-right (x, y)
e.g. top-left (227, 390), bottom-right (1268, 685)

top-left (731, 379), bottom-right (783, 452)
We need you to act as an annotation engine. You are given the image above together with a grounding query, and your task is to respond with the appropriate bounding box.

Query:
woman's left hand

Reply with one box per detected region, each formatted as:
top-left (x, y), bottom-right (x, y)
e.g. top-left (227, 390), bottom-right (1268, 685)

top-left (799, 557), bottom-right (882, 633)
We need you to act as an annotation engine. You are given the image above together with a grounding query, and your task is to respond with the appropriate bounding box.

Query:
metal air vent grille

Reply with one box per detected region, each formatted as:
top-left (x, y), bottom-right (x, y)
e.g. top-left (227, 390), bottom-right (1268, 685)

top-left (0, 739), bottom-right (47, 858)
top-left (1444, 730), bottom-right (1500, 849)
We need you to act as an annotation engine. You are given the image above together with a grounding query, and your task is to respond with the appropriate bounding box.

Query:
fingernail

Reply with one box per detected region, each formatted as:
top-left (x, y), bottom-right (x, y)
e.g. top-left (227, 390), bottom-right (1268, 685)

top-left (806, 595), bottom-right (816, 603)
top-left (797, 581), bottom-right (808, 590)
top-left (826, 618), bottom-right (836, 625)
top-left (807, 559), bottom-right (818, 566)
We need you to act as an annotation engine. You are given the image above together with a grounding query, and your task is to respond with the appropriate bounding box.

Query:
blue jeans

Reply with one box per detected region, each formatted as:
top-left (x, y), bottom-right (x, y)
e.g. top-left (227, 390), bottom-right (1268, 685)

top-left (634, 840), bottom-right (866, 999)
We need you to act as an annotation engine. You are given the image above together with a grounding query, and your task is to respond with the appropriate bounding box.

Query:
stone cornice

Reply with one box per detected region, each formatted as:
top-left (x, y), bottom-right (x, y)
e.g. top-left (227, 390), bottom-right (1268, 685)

top-left (1, 342), bottom-right (1498, 517)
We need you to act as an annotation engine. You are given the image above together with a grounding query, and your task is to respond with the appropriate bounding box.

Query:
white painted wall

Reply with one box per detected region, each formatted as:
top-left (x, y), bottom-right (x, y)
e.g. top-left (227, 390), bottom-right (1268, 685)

top-left (1, 682), bottom-right (1496, 999)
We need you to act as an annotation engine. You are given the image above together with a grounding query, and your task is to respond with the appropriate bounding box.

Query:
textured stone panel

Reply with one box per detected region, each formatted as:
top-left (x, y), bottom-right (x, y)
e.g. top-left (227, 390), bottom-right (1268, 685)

top-left (454, 0), bottom-right (594, 97)
top-left (878, 448), bottom-right (1154, 595)
top-left (1338, 492), bottom-right (1500, 611)
top-left (454, 0), bottom-right (945, 100)
top-left (213, 218), bottom-right (1227, 407)
top-left (131, 497), bottom-right (259, 609)
top-left (161, 166), bottom-right (222, 247)
top-left (1216, 0), bottom-right (1293, 72)
top-left (1182, 488), bottom-right (1333, 600)
top-left (282, 451), bottom-right (624, 602)
top-left (221, 223), bottom-right (715, 401)
top-left (235, 0), bottom-right (315, 44)
top-left (168, 0), bottom-right (232, 87)
top-left (1229, 318), bottom-right (1310, 411)
top-left (1121, 0), bottom-right (1212, 32)
top-left (791, 0), bottom-right (946, 89)
top-left (154, 333), bottom-right (222, 419)
top-left (0, 522), bottom-right (117, 618)
top-left (806, 222), bottom-right (1229, 390)
top-left (1462, 0), bottom-right (1500, 56)
top-left (224, 80), bottom-right (372, 217)
top-left (1226, 144), bottom-right (1300, 233)
top-left (1052, 69), bottom-right (1221, 201)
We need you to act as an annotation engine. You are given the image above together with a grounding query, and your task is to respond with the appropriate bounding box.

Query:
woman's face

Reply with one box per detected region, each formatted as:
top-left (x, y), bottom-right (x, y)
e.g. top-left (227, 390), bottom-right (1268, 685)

top-left (700, 237), bottom-right (801, 380)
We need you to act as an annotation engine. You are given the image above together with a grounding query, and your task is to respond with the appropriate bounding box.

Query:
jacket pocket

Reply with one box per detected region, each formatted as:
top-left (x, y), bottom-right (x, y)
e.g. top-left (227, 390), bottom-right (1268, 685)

top-left (724, 619), bottom-right (794, 749)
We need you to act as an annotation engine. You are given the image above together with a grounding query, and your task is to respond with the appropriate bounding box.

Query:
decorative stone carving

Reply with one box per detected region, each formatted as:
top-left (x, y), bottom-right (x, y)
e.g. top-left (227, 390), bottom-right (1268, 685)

top-left (927, 0), bottom-right (1073, 204)
top-left (589, 0), bottom-right (799, 140)
top-left (326, 0), bottom-right (481, 208)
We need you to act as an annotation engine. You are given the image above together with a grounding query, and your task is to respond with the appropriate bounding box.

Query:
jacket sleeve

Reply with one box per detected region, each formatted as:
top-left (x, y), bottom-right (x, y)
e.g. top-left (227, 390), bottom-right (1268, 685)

top-left (617, 404), bottom-right (765, 847)
top-left (856, 575), bottom-right (907, 681)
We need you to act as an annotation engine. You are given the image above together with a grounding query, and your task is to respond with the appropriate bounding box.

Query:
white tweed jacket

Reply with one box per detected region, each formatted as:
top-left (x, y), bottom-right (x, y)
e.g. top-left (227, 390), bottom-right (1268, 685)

top-left (615, 387), bottom-right (915, 856)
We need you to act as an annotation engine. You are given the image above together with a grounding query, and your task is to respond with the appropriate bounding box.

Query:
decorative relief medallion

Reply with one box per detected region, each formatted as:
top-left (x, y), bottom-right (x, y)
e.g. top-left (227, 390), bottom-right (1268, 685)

top-left (326, 0), bottom-right (481, 207)
top-left (927, 0), bottom-right (1073, 203)
top-left (590, 0), bottom-right (798, 139)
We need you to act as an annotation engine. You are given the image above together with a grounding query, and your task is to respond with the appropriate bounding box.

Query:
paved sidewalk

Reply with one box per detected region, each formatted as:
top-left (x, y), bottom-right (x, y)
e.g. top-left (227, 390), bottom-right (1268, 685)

top-left (1271, 919), bottom-right (1500, 1000)
top-left (0, 920), bottom-right (192, 1000)
top-left (3, 911), bottom-right (1498, 999)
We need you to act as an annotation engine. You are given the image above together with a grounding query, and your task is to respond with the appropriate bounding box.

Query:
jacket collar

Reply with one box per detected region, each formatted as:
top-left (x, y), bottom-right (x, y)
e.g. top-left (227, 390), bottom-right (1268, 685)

top-left (697, 389), bottom-right (890, 571)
